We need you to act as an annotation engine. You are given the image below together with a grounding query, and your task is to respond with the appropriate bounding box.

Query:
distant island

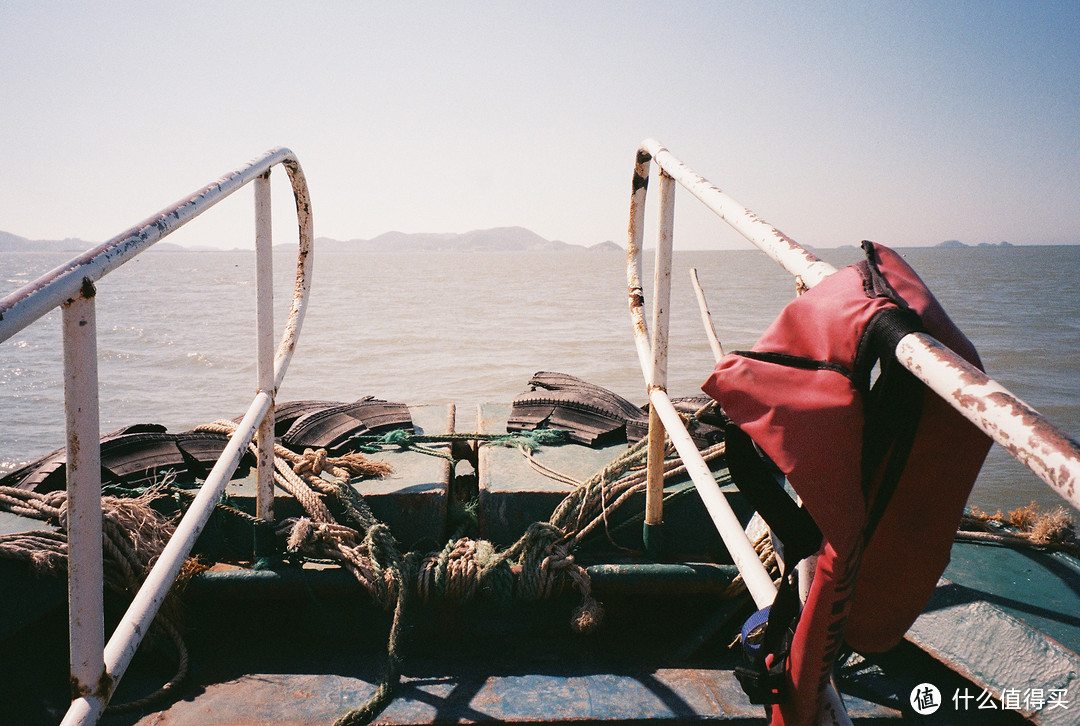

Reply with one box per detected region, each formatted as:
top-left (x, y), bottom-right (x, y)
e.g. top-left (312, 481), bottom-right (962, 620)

top-left (0, 230), bottom-right (93, 253)
top-left (936, 239), bottom-right (1014, 248)
top-left (0, 230), bottom-right (188, 253)
top-left (0, 227), bottom-right (620, 254)
top-left (312, 226), bottom-right (620, 253)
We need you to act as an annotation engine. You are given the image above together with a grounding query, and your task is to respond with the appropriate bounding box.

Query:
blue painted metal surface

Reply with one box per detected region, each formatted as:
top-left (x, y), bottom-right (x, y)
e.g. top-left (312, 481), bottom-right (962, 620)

top-left (906, 541), bottom-right (1080, 726)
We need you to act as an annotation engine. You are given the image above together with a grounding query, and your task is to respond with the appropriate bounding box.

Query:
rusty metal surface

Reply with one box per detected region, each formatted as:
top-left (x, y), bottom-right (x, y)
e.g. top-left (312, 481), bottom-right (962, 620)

top-left (110, 659), bottom-right (906, 725)
top-left (0, 148), bottom-right (305, 345)
top-left (61, 292), bottom-right (105, 702)
top-left (30, 148), bottom-right (317, 726)
top-left (117, 669), bottom-right (762, 724)
top-left (633, 139), bottom-right (1080, 512)
top-left (897, 333), bottom-right (1080, 509)
top-left (625, 148), bottom-right (654, 381)
top-left (640, 139), bottom-right (836, 289)
top-left (116, 669), bottom-right (902, 724)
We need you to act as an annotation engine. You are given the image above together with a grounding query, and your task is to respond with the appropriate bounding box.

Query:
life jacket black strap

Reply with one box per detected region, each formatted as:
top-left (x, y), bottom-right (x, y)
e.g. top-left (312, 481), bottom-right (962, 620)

top-left (857, 307), bottom-right (926, 542)
top-left (726, 423), bottom-right (819, 705)
top-left (725, 424), bottom-right (822, 563)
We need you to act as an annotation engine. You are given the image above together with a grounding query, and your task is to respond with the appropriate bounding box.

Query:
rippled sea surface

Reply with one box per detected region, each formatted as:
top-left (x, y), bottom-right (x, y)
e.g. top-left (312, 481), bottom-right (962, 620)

top-left (2, 244), bottom-right (1077, 516)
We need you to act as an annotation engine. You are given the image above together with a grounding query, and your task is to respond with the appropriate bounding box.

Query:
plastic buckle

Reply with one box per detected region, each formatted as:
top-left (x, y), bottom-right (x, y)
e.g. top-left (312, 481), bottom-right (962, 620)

top-left (734, 663), bottom-right (787, 705)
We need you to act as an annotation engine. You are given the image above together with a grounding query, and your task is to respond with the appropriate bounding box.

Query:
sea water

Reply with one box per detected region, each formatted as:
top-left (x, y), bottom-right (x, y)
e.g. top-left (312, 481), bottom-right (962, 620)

top-left (2, 244), bottom-right (1077, 517)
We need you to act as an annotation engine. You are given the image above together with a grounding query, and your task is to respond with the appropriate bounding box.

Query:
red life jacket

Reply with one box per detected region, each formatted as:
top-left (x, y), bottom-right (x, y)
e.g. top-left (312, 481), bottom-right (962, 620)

top-left (702, 242), bottom-right (991, 726)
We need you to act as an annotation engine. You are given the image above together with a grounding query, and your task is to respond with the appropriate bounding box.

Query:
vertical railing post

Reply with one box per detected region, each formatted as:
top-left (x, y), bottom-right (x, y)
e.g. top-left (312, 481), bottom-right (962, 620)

top-left (254, 172), bottom-right (275, 535)
top-left (644, 170), bottom-right (676, 558)
top-left (62, 280), bottom-right (105, 701)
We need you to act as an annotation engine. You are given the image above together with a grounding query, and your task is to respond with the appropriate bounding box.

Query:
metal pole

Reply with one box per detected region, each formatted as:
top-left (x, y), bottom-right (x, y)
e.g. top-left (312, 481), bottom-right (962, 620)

top-left (52, 150), bottom-right (315, 725)
top-left (626, 149), bottom-right (654, 379)
top-left (273, 157), bottom-right (314, 391)
top-left (689, 267), bottom-right (724, 361)
top-left (642, 139), bottom-right (1080, 512)
top-left (627, 146), bottom-right (853, 726)
top-left (62, 282), bottom-right (105, 703)
top-left (61, 392), bottom-right (273, 726)
top-left (895, 332), bottom-right (1080, 509)
top-left (254, 172), bottom-right (275, 527)
top-left (639, 138), bottom-right (835, 288)
top-left (644, 170), bottom-right (676, 557)
top-left (0, 148), bottom-right (299, 345)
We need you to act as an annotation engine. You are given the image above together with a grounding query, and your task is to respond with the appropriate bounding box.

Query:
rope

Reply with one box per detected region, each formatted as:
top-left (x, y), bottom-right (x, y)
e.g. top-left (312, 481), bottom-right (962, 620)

top-left (105, 482), bottom-right (272, 529)
top-left (959, 505), bottom-right (1077, 555)
top-left (0, 412), bottom-right (745, 726)
top-left (521, 447), bottom-right (582, 486)
top-left (0, 484), bottom-right (191, 711)
top-left (345, 428), bottom-right (570, 464)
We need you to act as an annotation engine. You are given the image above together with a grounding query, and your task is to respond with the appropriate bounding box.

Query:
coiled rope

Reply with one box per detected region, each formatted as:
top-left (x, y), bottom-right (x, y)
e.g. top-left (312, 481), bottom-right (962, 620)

top-left (0, 483), bottom-right (196, 712)
top-left (0, 414), bottom-right (748, 726)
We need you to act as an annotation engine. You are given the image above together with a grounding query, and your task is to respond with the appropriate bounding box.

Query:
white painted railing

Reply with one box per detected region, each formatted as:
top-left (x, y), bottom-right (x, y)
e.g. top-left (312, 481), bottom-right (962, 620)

top-left (625, 138), bottom-right (1080, 725)
top-left (0, 147), bottom-right (313, 725)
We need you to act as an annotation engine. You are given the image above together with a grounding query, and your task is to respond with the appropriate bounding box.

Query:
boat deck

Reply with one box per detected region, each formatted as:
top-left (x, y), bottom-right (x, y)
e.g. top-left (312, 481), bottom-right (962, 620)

top-left (1, 404), bottom-right (1075, 725)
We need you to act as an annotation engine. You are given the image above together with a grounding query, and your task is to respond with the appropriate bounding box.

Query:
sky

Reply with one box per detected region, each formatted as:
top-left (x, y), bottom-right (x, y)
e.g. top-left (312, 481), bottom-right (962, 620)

top-left (1, 2), bottom-right (1078, 250)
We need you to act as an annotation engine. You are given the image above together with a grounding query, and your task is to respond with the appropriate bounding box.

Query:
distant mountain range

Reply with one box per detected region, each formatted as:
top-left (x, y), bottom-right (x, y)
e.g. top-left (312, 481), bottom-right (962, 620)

top-left (0, 230), bottom-right (95, 252)
top-left (313, 226), bottom-right (620, 253)
top-left (935, 239), bottom-right (1014, 248)
top-left (0, 227), bottom-right (621, 253)
top-left (0, 227), bottom-right (1035, 254)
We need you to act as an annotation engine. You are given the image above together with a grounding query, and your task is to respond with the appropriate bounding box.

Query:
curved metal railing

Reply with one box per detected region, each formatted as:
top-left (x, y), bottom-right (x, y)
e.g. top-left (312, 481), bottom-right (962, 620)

top-left (624, 138), bottom-right (1080, 726)
top-left (0, 147), bottom-right (313, 725)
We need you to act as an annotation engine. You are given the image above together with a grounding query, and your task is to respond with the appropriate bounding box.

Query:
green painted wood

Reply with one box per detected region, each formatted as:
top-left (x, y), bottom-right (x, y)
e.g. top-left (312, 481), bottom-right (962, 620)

top-left (475, 402), bottom-right (742, 560)
top-left (353, 403), bottom-right (453, 548)
top-left (943, 541), bottom-right (1080, 654)
top-left (0, 509), bottom-right (56, 536)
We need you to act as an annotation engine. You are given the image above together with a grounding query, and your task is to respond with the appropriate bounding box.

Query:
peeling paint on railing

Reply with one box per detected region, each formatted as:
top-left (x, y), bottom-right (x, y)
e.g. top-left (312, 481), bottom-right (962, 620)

top-left (0, 148), bottom-right (316, 726)
top-left (630, 139), bottom-right (1080, 512)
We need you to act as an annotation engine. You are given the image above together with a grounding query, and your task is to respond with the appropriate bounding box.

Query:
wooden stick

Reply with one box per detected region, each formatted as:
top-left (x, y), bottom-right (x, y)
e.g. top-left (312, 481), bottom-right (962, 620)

top-left (689, 267), bottom-right (724, 362)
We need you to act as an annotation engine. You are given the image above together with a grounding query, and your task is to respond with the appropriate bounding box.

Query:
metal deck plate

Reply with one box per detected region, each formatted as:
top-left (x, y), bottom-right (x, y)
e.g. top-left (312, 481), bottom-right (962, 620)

top-left (476, 402), bottom-right (624, 547)
top-left (116, 668), bottom-right (902, 725)
top-left (906, 541), bottom-right (1080, 726)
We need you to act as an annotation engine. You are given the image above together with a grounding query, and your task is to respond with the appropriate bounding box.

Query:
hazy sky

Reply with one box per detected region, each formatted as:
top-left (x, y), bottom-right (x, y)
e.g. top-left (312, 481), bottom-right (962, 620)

top-left (2, 2), bottom-right (1078, 250)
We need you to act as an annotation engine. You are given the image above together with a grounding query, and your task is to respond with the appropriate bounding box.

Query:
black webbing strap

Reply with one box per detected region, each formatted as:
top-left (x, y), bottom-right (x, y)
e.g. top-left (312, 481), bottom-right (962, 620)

top-left (858, 306), bottom-right (926, 543)
top-left (724, 260), bottom-right (926, 705)
top-left (726, 424), bottom-right (820, 704)
top-left (725, 424), bottom-right (822, 563)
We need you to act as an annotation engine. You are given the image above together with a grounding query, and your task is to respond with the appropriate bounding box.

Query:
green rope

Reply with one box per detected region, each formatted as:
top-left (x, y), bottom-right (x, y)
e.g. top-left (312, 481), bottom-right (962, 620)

top-left (347, 425), bottom-right (570, 453)
top-left (326, 479), bottom-right (380, 533)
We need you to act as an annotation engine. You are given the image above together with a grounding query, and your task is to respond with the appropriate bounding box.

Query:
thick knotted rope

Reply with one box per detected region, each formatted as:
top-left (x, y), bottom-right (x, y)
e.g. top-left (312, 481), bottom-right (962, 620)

top-left (507, 521), bottom-right (603, 632)
top-left (417, 536), bottom-right (513, 604)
